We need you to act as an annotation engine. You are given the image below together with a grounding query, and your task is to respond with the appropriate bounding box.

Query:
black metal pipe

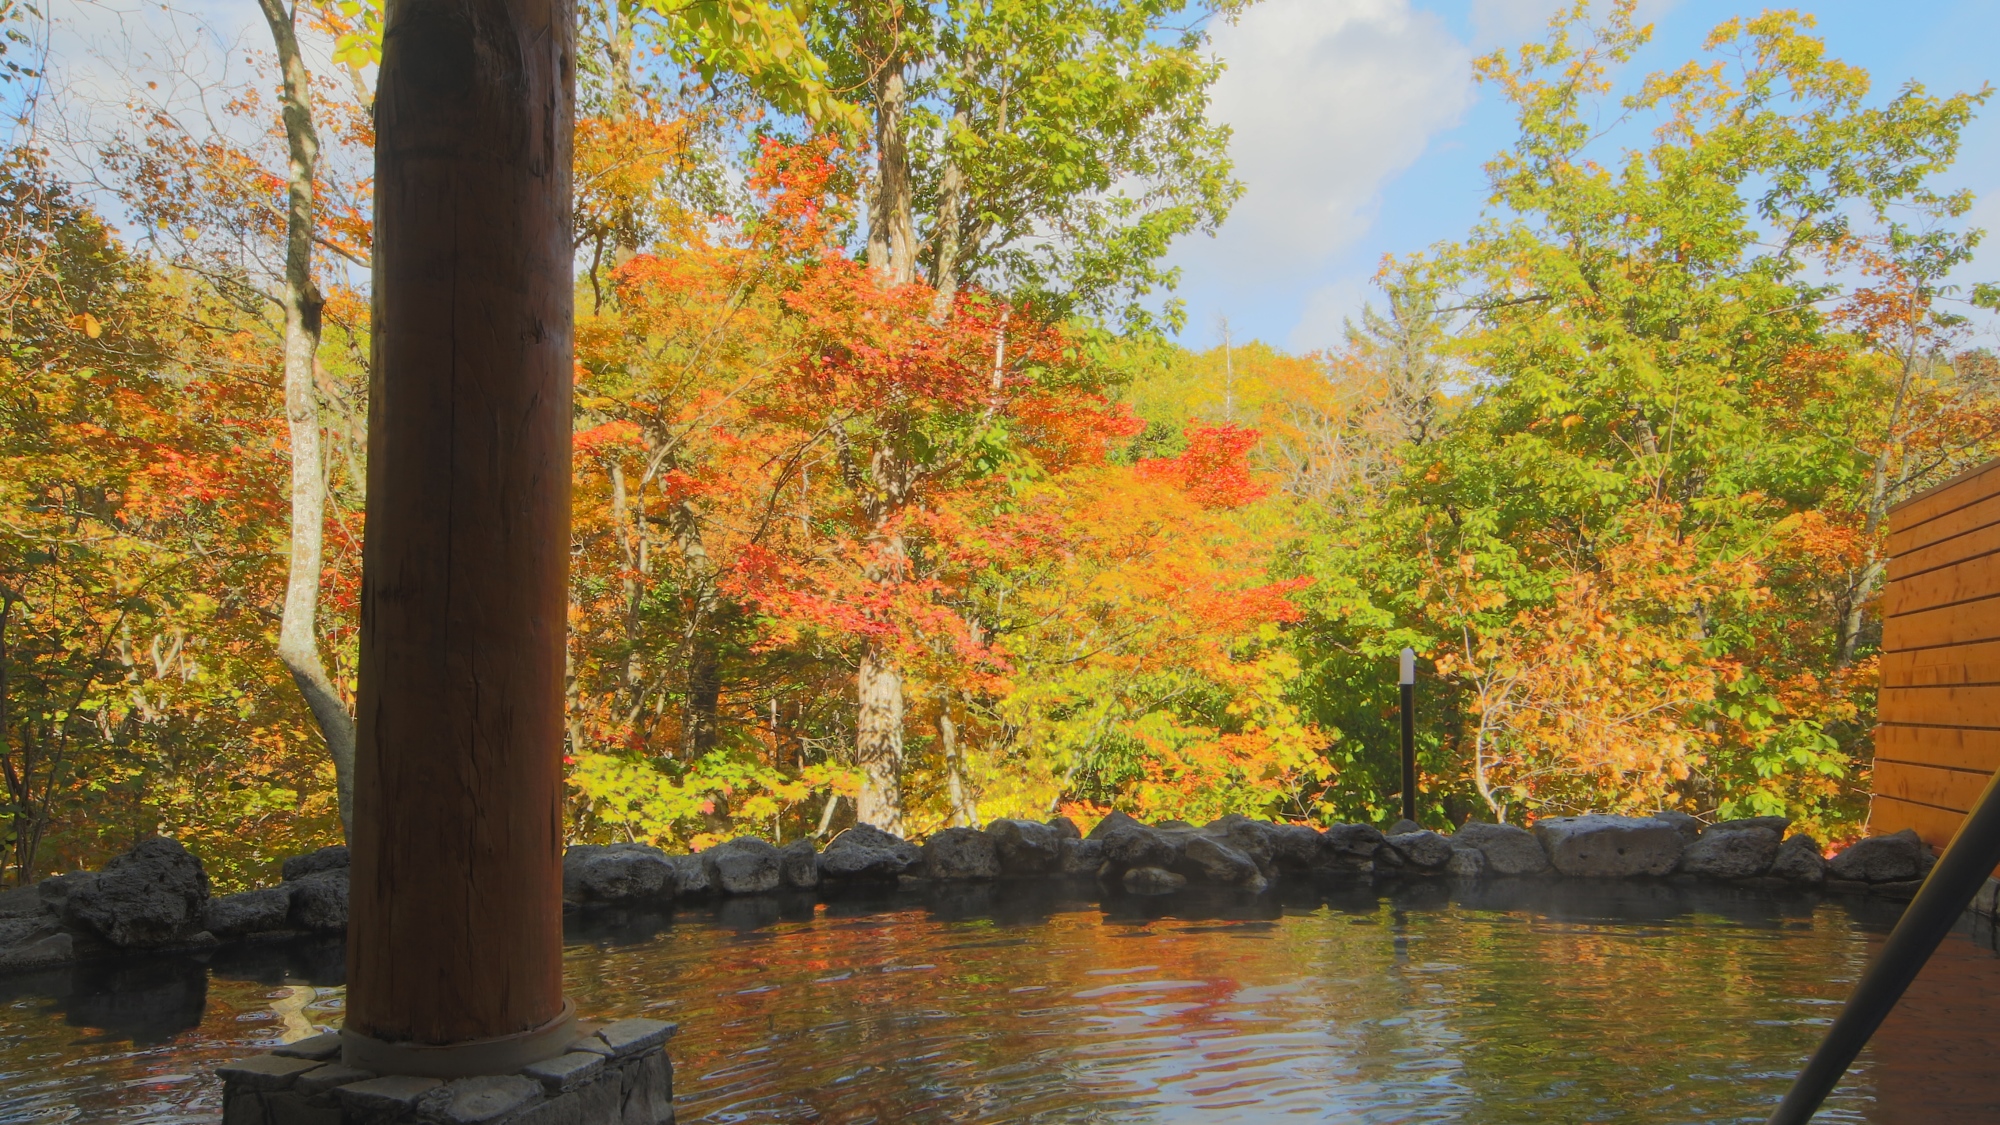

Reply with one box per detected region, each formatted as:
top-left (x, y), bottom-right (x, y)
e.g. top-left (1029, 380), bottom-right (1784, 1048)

top-left (1766, 764), bottom-right (2000, 1124)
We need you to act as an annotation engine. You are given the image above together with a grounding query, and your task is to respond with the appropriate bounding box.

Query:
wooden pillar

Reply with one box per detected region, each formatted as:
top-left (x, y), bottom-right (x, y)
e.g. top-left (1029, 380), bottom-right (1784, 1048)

top-left (344, 0), bottom-right (575, 1069)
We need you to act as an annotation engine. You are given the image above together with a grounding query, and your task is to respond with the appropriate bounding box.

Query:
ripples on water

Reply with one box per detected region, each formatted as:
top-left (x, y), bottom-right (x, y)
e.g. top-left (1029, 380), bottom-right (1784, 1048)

top-left (0, 880), bottom-right (1996, 1123)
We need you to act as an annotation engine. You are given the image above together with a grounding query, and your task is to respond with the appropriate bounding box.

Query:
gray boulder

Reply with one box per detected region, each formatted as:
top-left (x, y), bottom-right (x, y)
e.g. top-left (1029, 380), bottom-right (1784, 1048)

top-left (1679, 826), bottom-right (1781, 880)
top-left (1198, 816), bottom-right (1280, 876)
top-left (924, 827), bottom-right (1001, 880)
top-left (778, 839), bottom-right (819, 889)
top-left (289, 870), bottom-right (348, 933)
top-left (1829, 829), bottom-right (1932, 883)
top-left (1322, 824), bottom-right (1387, 869)
top-left (1446, 847), bottom-right (1487, 878)
top-left (1650, 810), bottom-right (1703, 844)
top-left (1179, 835), bottom-right (1260, 886)
top-left (54, 837), bottom-right (210, 948)
top-left (282, 846), bottom-right (350, 882)
top-left (564, 845), bottom-right (673, 905)
top-left (1533, 815), bottom-right (1684, 878)
top-left (1451, 822), bottom-right (1550, 876)
top-left (1767, 834), bottom-right (1826, 885)
top-left (1087, 811), bottom-right (1142, 840)
top-left (0, 932), bottom-right (72, 972)
top-left (820, 825), bottom-right (923, 881)
top-left (1049, 817), bottom-right (1082, 841)
top-left (1057, 837), bottom-right (1104, 876)
top-left (662, 853), bottom-right (712, 898)
top-left (1097, 824), bottom-right (1180, 872)
top-left (1386, 819), bottom-right (1423, 837)
top-left (705, 838), bottom-right (782, 895)
top-left (1382, 829), bottom-right (1453, 873)
top-left (987, 819), bottom-right (1060, 875)
top-left (1121, 866), bottom-right (1186, 895)
top-left (205, 887), bottom-right (295, 938)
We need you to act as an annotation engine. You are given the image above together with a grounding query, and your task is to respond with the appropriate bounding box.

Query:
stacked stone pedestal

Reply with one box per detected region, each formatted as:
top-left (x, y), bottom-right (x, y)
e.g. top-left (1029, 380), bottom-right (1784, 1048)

top-left (219, 1017), bottom-right (673, 1125)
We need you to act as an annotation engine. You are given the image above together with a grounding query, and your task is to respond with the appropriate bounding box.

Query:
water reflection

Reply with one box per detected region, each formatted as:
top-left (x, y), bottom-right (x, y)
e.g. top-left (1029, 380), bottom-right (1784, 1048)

top-left (0, 883), bottom-right (1992, 1123)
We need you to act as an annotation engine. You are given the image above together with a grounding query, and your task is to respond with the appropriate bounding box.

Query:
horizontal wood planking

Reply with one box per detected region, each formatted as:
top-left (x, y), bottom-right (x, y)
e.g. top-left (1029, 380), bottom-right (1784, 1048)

top-left (1888, 520), bottom-right (2000, 583)
top-left (1868, 793), bottom-right (1974, 852)
top-left (1880, 596), bottom-right (2000, 651)
top-left (1873, 758), bottom-right (1994, 814)
top-left (1875, 723), bottom-right (2000, 774)
top-left (1880, 641), bottom-right (2000, 688)
top-left (1876, 684), bottom-right (2000, 729)
top-left (1888, 485), bottom-right (2000, 557)
top-left (1888, 460), bottom-right (2000, 538)
top-left (1884, 551), bottom-right (2000, 616)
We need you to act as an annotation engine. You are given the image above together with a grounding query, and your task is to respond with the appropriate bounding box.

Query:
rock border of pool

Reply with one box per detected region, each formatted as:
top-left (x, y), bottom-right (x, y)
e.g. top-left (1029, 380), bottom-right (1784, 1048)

top-left (0, 811), bottom-right (1959, 977)
top-left (0, 811), bottom-right (1972, 1125)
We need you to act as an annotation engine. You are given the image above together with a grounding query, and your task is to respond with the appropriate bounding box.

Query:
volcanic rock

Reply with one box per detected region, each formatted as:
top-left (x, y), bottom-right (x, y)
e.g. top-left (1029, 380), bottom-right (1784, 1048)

top-left (1678, 826), bottom-right (1781, 880)
top-left (924, 827), bottom-right (1001, 881)
top-left (1451, 822), bottom-right (1550, 876)
top-left (1533, 815), bottom-right (1684, 878)
top-left (1829, 829), bottom-right (1932, 883)
top-left (52, 837), bottom-right (210, 948)
top-left (705, 837), bottom-right (782, 895)
top-left (987, 819), bottom-right (1060, 875)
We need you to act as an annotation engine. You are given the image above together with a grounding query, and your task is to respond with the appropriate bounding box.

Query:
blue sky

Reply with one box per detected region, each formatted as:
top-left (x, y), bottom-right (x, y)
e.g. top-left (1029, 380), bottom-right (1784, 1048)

top-left (1169, 0), bottom-right (2000, 353)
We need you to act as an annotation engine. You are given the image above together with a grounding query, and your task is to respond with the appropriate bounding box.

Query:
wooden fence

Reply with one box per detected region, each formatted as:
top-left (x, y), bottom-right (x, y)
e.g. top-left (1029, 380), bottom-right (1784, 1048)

top-left (1872, 458), bottom-right (2000, 850)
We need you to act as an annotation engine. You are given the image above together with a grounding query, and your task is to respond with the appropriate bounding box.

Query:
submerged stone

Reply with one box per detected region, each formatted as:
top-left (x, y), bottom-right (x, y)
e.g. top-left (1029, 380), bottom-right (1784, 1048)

top-left (1121, 866), bottom-right (1186, 895)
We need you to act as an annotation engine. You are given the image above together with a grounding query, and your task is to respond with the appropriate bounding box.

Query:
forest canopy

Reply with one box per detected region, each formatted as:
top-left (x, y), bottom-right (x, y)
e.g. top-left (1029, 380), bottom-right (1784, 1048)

top-left (1, 0), bottom-right (1995, 889)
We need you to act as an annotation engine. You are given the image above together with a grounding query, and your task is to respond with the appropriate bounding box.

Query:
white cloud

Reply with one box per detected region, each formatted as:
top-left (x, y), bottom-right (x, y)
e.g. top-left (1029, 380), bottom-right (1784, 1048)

top-left (1176, 0), bottom-right (1472, 320)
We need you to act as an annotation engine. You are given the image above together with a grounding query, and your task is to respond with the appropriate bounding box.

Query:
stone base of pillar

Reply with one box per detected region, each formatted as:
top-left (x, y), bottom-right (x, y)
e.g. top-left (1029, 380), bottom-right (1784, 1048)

top-left (218, 1017), bottom-right (674, 1125)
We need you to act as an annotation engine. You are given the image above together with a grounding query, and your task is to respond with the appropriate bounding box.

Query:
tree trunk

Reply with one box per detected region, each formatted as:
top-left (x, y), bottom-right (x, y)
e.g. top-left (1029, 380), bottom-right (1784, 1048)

top-left (257, 0), bottom-right (358, 838)
top-left (855, 639), bottom-right (905, 834)
top-left (939, 694), bottom-right (977, 827)
top-left (869, 57), bottom-right (917, 285)
top-left (928, 75), bottom-right (973, 319)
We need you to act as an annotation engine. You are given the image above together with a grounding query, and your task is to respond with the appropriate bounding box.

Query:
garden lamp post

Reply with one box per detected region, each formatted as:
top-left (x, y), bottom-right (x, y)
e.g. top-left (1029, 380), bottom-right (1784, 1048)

top-left (1400, 647), bottom-right (1416, 824)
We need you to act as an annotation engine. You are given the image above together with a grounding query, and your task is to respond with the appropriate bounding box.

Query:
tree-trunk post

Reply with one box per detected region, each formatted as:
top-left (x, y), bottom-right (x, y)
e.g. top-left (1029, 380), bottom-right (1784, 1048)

top-left (343, 0), bottom-right (576, 1073)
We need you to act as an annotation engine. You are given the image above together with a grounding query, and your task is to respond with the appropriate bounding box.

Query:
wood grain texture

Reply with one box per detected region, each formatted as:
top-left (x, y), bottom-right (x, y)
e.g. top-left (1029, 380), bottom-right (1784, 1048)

top-left (1886, 460), bottom-right (2000, 539)
top-left (1873, 759), bottom-right (1992, 814)
top-left (1883, 552), bottom-right (2000, 617)
top-left (1887, 519), bottom-right (2000, 583)
top-left (347, 0), bottom-right (575, 1047)
top-left (1877, 685), bottom-right (2000, 729)
top-left (1887, 483), bottom-right (2000, 557)
top-left (1867, 794), bottom-right (1971, 852)
top-left (1874, 724), bottom-right (2000, 775)
top-left (1880, 642), bottom-right (2000, 689)
top-left (1879, 595), bottom-right (2000, 651)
